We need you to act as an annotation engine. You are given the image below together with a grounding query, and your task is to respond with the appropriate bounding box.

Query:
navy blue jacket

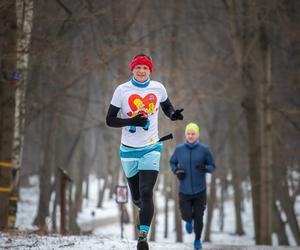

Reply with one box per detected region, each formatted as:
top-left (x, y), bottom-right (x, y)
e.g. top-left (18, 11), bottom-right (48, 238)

top-left (170, 140), bottom-right (216, 195)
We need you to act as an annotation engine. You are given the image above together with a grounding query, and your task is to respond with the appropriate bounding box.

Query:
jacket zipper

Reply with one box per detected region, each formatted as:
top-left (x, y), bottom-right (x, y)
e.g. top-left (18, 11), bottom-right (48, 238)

top-left (189, 149), bottom-right (194, 193)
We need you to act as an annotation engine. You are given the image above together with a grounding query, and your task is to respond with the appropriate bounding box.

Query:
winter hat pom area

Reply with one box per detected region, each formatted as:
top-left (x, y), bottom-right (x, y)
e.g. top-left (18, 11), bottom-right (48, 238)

top-left (130, 55), bottom-right (153, 72)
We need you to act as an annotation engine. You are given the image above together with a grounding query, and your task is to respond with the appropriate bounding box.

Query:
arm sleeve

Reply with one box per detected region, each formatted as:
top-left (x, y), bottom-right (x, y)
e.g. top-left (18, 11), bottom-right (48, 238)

top-left (170, 148), bottom-right (179, 174)
top-left (205, 148), bottom-right (216, 173)
top-left (160, 98), bottom-right (175, 118)
top-left (106, 104), bottom-right (132, 128)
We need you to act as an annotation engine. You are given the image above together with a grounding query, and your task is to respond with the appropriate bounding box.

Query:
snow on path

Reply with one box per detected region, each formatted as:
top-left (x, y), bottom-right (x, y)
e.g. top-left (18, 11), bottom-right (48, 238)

top-left (0, 233), bottom-right (299, 250)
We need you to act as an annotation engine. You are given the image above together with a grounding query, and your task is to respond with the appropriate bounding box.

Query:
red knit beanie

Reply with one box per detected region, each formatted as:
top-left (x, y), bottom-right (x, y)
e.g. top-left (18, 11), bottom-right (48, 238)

top-left (130, 55), bottom-right (153, 72)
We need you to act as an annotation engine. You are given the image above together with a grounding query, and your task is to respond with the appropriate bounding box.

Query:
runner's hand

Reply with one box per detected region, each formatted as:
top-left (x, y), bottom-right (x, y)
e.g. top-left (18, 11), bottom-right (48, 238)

top-left (130, 114), bottom-right (148, 127)
top-left (170, 109), bottom-right (184, 121)
top-left (175, 168), bottom-right (185, 180)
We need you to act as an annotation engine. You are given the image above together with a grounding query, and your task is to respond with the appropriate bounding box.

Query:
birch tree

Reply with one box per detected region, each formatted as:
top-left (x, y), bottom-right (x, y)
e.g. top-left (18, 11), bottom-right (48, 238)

top-left (12, 0), bottom-right (34, 169)
top-left (0, 0), bottom-right (33, 229)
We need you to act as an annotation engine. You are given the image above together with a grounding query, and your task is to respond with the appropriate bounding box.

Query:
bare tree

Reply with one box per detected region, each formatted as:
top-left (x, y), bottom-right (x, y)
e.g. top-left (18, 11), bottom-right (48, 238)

top-left (223, 0), bottom-right (274, 244)
top-left (229, 109), bottom-right (245, 235)
top-left (0, 1), bottom-right (17, 230)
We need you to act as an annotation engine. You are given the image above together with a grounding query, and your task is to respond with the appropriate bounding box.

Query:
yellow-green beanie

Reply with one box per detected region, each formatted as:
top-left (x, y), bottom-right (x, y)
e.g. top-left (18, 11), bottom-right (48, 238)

top-left (185, 122), bottom-right (200, 136)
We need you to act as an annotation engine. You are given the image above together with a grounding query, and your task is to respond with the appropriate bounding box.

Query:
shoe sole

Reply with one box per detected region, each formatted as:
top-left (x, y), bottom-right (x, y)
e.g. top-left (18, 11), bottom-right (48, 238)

top-left (137, 241), bottom-right (149, 250)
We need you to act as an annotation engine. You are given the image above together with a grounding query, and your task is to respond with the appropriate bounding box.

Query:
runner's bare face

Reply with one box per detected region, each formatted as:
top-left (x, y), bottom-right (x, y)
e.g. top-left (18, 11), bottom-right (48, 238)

top-left (132, 65), bottom-right (150, 83)
top-left (186, 130), bottom-right (198, 144)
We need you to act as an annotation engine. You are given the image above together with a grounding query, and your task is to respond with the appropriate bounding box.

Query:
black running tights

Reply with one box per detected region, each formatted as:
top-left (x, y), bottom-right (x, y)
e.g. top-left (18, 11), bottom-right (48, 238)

top-left (127, 170), bottom-right (158, 227)
top-left (179, 191), bottom-right (207, 240)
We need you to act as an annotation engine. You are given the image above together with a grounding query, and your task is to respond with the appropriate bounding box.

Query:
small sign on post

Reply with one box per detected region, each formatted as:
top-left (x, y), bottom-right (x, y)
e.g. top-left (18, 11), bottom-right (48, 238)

top-left (10, 71), bottom-right (21, 86)
top-left (115, 185), bottom-right (128, 239)
top-left (115, 185), bottom-right (128, 204)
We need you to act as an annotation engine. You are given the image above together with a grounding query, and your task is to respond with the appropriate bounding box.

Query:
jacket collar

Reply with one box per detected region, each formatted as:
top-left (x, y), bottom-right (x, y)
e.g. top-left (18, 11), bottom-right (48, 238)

top-left (184, 140), bottom-right (200, 149)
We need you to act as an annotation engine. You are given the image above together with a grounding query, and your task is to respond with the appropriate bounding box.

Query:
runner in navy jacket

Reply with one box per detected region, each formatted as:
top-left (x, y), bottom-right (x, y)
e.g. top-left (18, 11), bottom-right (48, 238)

top-left (170, 138), bottom-right (215, 195)
top-left (170, 122), bottom-right (216, 250)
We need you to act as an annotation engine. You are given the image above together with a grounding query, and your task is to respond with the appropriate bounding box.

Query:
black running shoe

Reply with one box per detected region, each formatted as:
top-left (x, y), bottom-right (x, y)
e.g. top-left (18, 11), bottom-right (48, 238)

top-left (137, 237), bottom-right (149, 250)
top-left (137, 231), bottom-right (149, 250)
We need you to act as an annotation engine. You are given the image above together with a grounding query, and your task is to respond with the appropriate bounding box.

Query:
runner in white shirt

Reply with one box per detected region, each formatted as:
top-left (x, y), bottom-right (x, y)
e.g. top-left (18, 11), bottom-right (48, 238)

top-left (110, 79), bottom-right (168, 147)
top-left (106, 54), bottom-right (183, 250)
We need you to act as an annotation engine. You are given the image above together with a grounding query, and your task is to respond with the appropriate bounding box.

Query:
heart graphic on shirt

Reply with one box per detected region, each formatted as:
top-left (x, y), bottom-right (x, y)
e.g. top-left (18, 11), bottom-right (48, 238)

top-left (127, 93), bottom-right (157, 117)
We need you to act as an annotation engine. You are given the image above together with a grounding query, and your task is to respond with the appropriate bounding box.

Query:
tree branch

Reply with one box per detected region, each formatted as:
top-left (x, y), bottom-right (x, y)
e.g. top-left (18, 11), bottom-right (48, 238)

top-left (55, 0), bottom-right (72, 17)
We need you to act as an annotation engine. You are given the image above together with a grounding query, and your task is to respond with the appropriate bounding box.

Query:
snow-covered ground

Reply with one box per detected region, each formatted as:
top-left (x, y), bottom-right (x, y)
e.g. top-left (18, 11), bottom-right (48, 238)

top-left (93, 197), bottom-right (255, 246)
top-left (12, 175), bottom-right (300, 249)
top-left (1, 233), bottom-right (300, 250)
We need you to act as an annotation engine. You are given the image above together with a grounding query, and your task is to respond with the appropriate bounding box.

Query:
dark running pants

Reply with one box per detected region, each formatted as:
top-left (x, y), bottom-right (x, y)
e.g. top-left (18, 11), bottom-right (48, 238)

top-left (127, 170), bottom-right (158, 227)
top-left (179, 190), bottom-right (207, 240)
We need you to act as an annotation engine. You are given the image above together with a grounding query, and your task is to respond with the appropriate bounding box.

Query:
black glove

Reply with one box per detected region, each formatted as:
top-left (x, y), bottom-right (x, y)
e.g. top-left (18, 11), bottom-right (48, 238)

top-left (170, 109), bottom-right (184, 121)
top-left (196, 164), bottom-right (206, 172)
top-left (175, 168), bottom-right (185, 180)
top-left (130, 114), bottom-right (147, 127)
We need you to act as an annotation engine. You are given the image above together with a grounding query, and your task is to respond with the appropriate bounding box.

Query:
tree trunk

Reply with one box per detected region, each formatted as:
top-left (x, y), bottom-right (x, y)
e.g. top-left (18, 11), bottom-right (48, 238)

top-left (51, 168), bottom-right (60, 232)
top-left (173, 127), bottom-right (183, 242)
top-left (51, 188), bottom-right (58, 232)
top-left (109, 168), bottom-right (119, 199)
top-left (12, 0), bottom-right (34, 168)
top-left (10, 3), bottom-right (34, 228)
top-left (33, 113), bottom-right (56, 228)
top-left (279, 177), bottom-right (300, 245)
top-left (164, 193), bottom-right (169, 238)
top-left (258, 22), bottom-right (273, 244)
top-left (273, 202), bottom-right (289, 245)
top-left (69, 182), bottom-right (82, 234)
top-left (107, 138), bottom-right (119, 199)
top-left (164, 171), bottom-right (170, 239)
top-left (204, 174), bottom-right (216, 242)
top-left (218, 179), bottom-right (225, 232)
top-left (84, 176), bottom-right (89, 200)
top-left (242, 92), bottom-right (263, 243)
top-left (0, 63), bottom-right (15, 230)
top-left (232, 167), bottom-right (245, 235)
top-left (173, 177), bottom-right (182, 242)
top-left (97, 178), bottom-right (107, 208)
top-left (230, 110), bottom-right (245, 235)
top-left (224, 0), bottom-right (273, 244)
top-left (67, 182), bottom-right (73, 232)
top-left (0, 1), bottom-right (17, 230)
top-left (223, 1), bottom-right (262, 240)
top-left (69, 136), bottom-right (85, 234)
